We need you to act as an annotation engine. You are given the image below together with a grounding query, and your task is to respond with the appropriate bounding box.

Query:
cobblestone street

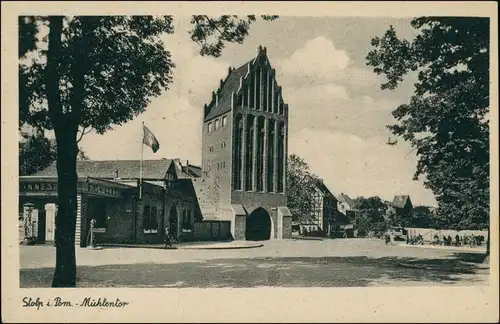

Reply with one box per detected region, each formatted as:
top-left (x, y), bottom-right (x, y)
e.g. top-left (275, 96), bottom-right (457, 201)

top-left (20, 239), bottom-right (489, 288)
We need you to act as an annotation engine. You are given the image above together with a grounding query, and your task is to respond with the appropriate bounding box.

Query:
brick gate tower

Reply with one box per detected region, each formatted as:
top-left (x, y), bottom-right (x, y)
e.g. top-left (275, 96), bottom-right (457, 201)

top-left (193, 46), bottom-right (292, 240)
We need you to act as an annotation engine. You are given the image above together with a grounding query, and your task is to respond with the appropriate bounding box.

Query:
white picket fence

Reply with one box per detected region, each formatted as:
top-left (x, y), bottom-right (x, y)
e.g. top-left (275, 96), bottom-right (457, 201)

top-left (406, 227), bottom-right (488, 242)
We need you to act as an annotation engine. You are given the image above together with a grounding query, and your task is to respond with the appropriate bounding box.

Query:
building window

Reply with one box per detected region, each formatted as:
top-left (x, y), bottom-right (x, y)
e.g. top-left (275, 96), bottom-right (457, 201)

top-left (221, 141), bottom-right (226, 149)
top-left (208, 122), bottom-right (213, 133)
top-left (89, 200), bottom-right (107, 229)
top-left (233, 114), bottom-right (243, 190)
top-left (245, 115), bottom-right (255, 191)
top-left (143, 205), bottom-right (158, 234)
top-left (256, 116), bottom-right (265, 192)
top-left (215, 119), bottom-right (220, 130)
top-left (182, 209), bottom-right (192, 231)
top-left (222, 116), bottom-right (227, 127)
top-left (255, 68), bottom-right (261, 110)
top-left (277, 122), bottom-right (285, 193)
top-left (267, 119), bottom-right (275, 192)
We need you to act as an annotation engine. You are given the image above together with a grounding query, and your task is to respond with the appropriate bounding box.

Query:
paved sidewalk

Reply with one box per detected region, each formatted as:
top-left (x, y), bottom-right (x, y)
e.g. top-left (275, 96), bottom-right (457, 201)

top-left (100, 240), bottom-right (263, 250)
top-left (396, 243), bottom-right (487, 253)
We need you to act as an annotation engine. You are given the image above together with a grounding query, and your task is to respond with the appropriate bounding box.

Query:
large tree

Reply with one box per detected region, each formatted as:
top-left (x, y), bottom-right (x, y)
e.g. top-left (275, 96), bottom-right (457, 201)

top-left (20, 15), bottom-right (277, 287)
top-left (366, 18), bottom-right (490, 233)
top-left (19, 129), bottom-right (89, 176)
top-left (353, 196), bottom-right (388, 237)
top-left (286, 154), bottom-right (322, 223)
top-left (19, 130), bottom-right (55, 176)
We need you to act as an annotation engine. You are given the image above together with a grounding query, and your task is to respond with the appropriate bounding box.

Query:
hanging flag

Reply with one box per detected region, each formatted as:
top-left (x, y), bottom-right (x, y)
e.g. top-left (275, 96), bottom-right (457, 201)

top-left (143, 124), bottom-right (160, 153)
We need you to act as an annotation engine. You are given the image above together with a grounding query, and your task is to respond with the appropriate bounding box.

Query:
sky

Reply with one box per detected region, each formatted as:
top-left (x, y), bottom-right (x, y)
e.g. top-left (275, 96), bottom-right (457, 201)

top-left (78, 16), bottom-right (437, 207)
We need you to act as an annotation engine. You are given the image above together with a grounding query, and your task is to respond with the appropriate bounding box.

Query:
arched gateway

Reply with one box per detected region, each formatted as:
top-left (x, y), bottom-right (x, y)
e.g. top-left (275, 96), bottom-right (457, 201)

top-left (245, 207), bottom-right (272, 241)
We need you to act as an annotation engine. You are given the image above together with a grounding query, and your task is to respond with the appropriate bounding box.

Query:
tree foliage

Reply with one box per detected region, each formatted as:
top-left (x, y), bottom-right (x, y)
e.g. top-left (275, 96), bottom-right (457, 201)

top-left (353, 196), bottom-right (388, 237)
top-left (20, 15), bottom-right (277, 287)
top-left (410, 205), bottom-right (439, 229)
top-left (19, 130), bottom-right (56, 176)
top-left (190, 15), bottom-right (278, 57)
top-left (19, 130), bottom-right (89, 176)
top-left (286, 154), bottom-right (321, 223)
top-left (366, 17), bottom-right (490, 230)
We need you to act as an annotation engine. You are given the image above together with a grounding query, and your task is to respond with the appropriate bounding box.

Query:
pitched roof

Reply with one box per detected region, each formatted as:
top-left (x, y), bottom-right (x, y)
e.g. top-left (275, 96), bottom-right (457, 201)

top-left (311, 177), bottom-right (335, 198)
top-left (204, 61), bottom-right (251, 122)
top-left (337, 193), bottom-right (356, 209)
top-left (391, 195), bottom-right (412, 209)
top-left (31, 159), bottom-right (173, 180)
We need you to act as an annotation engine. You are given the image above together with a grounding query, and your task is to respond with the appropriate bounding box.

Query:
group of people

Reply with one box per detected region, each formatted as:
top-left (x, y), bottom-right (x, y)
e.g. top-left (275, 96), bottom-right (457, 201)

top-left (406, 234), bottom-right (424, 245)
top-left (431, 233), bottom-right (484, 247)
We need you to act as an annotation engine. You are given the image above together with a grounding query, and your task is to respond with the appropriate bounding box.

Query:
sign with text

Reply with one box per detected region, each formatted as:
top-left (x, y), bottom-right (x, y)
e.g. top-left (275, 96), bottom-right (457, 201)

top-left (93, 228), bottom-right (106, 233)
top-left (20, 182), bottom-right (57, 194)
top-left (83, 183), bottom-right (122, 198)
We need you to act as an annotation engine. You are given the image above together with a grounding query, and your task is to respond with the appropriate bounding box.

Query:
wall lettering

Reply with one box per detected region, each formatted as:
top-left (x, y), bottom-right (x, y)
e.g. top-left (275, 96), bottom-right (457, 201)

top-left (21, 182), bottom-right (57, 192)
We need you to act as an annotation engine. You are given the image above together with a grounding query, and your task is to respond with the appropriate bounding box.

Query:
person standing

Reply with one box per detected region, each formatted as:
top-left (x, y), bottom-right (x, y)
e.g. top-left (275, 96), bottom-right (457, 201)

top-left (164, 226), bottom-right (172, 248)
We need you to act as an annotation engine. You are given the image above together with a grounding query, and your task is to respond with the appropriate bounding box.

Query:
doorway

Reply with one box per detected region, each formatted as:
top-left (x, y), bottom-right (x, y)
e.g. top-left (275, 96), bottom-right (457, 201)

top-left (246, 207), bottom-right (272, 241)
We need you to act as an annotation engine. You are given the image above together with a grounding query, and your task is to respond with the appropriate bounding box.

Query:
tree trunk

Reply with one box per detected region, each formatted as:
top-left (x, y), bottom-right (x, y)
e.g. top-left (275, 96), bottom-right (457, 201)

top-left (486, 226), bottom-right (490, 256)
top-left (52, 126), bottom-right (79, 287)
top-left (45, 15), bottom-right (79, 287)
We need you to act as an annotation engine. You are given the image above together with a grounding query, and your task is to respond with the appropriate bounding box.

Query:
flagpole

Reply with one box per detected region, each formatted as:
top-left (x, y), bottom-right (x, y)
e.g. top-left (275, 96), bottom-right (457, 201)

top-left (140, 121), bottom-right (144, 200)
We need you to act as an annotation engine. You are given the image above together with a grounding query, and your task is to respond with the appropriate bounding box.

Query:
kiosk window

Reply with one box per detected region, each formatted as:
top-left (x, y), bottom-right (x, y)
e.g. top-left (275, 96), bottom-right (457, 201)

top-left (89, 200), bottom-right (107, 228)
top-left (143, 205), bottom-right (158, 232)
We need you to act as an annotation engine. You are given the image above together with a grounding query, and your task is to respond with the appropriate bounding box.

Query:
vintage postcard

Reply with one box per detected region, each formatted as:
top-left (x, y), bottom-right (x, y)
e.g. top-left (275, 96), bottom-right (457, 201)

top-left (2, 1), bottom-right (499, 323)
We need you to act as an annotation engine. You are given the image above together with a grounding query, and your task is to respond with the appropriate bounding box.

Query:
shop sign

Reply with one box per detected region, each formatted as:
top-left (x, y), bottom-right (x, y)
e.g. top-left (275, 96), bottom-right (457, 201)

top-left (85, 183), bottom-right (121, 198)
top-left (21, 182), bottom-right (57, 193)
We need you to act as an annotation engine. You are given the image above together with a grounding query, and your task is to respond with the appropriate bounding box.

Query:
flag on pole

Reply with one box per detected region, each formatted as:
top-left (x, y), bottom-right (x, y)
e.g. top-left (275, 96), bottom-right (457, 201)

top-left (142, 124), bottom-right (160, 153)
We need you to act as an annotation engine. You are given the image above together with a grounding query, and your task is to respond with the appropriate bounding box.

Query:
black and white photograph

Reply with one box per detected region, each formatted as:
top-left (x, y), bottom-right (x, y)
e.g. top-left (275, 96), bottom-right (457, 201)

top-left (2, 1), bottom-right (498, 323)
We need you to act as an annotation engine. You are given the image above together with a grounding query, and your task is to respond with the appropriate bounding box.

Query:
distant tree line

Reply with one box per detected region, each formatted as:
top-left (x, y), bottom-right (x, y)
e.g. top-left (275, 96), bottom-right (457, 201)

top-left (352, 196), bottom-right (485, 238)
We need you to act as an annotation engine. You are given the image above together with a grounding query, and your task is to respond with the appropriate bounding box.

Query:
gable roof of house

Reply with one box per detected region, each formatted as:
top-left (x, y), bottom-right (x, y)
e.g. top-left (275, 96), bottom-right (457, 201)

top-left (32, 159), bottom-right (173, 180)
top-left (311, 177), bottom-right (335, 198)
top-left (204, 60), bottom-right (252, 122)
top-left (337, 193), bottom-right (356, 209)
top-left (391, 195), bottom-right (412, 209)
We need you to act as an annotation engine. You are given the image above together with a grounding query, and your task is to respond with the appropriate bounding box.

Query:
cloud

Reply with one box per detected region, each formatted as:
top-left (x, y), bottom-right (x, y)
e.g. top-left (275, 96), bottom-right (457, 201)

top-left (280, 36), bottom-right (351, 79)
top-left (276, 36), bottom-right (383, 92)
top-left (289, 128), bottom-right (437, 206)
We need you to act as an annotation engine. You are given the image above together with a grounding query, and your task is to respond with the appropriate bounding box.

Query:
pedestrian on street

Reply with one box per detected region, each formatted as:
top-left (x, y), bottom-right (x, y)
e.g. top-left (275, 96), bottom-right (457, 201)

top-left (164, 226), bottom-right (172, 249)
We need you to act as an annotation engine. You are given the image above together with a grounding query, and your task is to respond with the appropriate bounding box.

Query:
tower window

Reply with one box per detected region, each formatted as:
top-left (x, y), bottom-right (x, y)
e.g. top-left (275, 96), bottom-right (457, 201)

top-left (215, 119), bottom-right (220, 130)
top-left (222, 116), bottom-right (227, 127)
top-left (208, 122), bottom-right (213, 133)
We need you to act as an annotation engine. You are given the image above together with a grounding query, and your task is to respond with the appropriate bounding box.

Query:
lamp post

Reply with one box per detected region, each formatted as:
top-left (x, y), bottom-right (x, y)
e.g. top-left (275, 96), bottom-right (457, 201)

top-left (89, 219), bottom-right (96, 248)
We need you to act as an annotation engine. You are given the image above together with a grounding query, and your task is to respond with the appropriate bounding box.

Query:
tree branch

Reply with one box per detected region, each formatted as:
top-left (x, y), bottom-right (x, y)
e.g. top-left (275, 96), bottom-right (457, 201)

top-left (76, 126), bottom-right (92, 143)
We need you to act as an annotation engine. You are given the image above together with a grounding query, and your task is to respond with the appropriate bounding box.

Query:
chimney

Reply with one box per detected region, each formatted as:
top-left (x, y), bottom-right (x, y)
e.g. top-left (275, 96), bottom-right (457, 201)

top-left (228, 66), bottom-right (233, 75)
top-left (212, 91), bottom-right (216, 104)
top-left (263, 46), bottom-right (267, 54)
top-left (186, 159), bottom-right (189, 166)
top-left (258, 45), bottom-right (262, 53)
top-left (215, 92), bottom-right (219, 106)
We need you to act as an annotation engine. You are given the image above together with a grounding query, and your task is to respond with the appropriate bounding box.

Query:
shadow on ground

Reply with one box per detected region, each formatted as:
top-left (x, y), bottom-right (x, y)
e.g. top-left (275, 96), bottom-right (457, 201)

top-left (20, 252), bottom-right (489, 288)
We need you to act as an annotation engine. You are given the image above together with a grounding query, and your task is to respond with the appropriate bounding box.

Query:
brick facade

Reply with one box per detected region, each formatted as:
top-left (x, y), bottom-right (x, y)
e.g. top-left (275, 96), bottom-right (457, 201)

top-left (200, 46), bottom-right (292, 240)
